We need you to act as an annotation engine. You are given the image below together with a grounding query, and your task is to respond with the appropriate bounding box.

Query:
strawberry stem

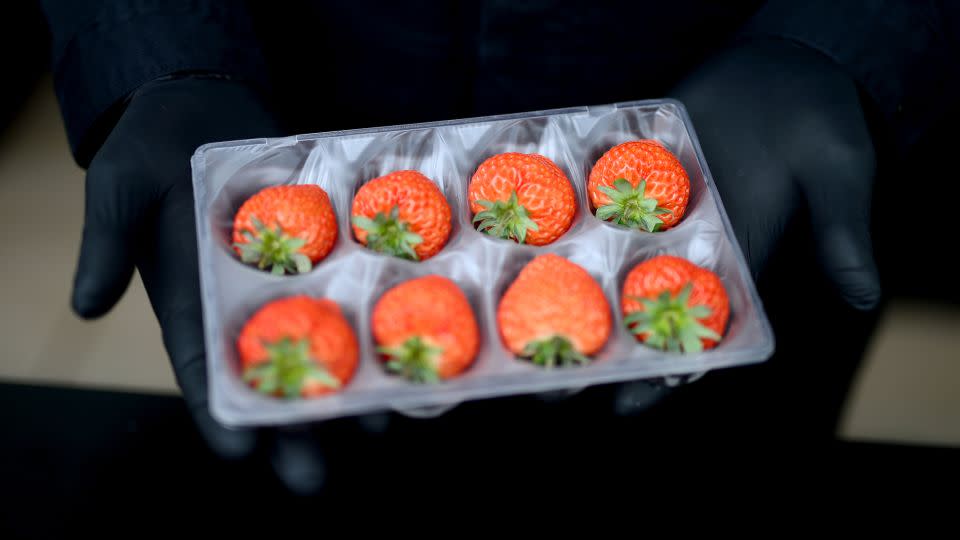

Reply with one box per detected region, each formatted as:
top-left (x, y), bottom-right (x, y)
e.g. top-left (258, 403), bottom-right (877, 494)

top-left (473, 190), bottom-right (539, 244)
top-left (243, 337), bottom-right (340, 398)
top-left (623, 283), bottom-right (722, 353)
top-left (352, 206), bottom-right (423, 261)
top-left (596, 178), bottom-right (672, 232)
top-left (234, 216), bottom-right (313, 275)
top-left (378, 336), bottom-right (443, 384)
top-left (521, 335), bottom-right (590, 368)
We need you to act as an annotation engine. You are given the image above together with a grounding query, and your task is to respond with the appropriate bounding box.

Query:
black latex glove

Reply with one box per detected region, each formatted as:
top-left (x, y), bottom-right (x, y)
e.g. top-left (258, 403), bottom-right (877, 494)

top-left (612, 38), bottom-right (882, 415)
top-left (71, 76), bottom-right (356, 494)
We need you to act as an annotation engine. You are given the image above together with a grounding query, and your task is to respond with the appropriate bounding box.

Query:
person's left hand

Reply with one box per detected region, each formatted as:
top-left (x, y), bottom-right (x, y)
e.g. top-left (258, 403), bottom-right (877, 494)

top-left (611, 38), bottom-right (882, 416)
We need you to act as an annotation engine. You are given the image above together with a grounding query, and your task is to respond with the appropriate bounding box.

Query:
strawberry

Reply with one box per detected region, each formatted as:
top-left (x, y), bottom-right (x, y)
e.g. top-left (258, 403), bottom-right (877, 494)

top-left (497, 254), bottom-right (611, 367)
top-left (469, 152), bottom-right (576, 246)
top-left (588, 140), bottom-right (690, 231)
top-left (621, 255), bottom-right (729, 353)
top-left (372, 275), bottom-right (479, 383)
top-left (352, 170), bottom-right (452, 261)
top-left (233, 184), bottom-right (337, 275)
top-left (237, 295), bottom-right (358, 398)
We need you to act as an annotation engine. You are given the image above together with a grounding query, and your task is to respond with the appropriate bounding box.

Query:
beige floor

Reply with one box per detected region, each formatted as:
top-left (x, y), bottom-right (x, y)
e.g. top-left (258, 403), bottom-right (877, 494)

top-left (839, 300), bottom-right (960, 446)
top-left (0, 77), bottom-right (175, 395)
top-left (1, 77), bottom-right (957, 444)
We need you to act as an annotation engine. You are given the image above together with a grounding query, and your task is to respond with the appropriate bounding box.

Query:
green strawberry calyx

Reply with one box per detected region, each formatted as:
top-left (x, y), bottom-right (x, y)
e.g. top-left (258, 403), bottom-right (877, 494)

top-left (521, 335), bottom-right (589, 369)
top-left (352, 206), bottom-right (424, 261)
top-left (378, 336), bottom-right (443, 384)
top-left (473, 190), bottom-right (539, 244)
top-left (623, 283), bottom-right (721, 353)
top-left (235, 216), bottom-right (313, 275)
top-left (243, 337), bottom-right (341, 398)
top-left (596, 178), bottom-right (672, 232)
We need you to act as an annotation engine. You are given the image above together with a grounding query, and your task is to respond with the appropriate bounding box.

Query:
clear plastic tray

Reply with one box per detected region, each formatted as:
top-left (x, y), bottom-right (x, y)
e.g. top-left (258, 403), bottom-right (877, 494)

top-left (191, 99), bottom-right (775, 427)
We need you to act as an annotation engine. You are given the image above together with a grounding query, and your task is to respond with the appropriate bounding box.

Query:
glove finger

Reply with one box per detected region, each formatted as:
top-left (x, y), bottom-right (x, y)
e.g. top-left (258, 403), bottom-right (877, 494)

top-left (270, 427), bottom-right (327, 496)
top-left (71, 167), bottom-right (139, 318)
top-left (354, 411), bottom-right (392, 435)
top-left (794, 129), bottom-right (881, 311)
top-left (612, 380), bottom-right (671, 417)
top-left (803, 187), bottom-right (881, 310)
top-left (535, 387), bottom-right (583, 404)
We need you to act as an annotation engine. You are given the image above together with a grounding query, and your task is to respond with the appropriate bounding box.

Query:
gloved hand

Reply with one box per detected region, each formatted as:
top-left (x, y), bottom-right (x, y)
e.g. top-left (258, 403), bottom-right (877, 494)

top-left (611, 38), bottom-right (882, 415)
top-left (71, 76), bottom-right (361, 494)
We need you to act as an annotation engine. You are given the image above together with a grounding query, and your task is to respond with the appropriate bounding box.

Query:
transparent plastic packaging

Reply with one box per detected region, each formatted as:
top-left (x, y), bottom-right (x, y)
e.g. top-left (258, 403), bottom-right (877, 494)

top-left (191, 99), bottom-right (775, 427)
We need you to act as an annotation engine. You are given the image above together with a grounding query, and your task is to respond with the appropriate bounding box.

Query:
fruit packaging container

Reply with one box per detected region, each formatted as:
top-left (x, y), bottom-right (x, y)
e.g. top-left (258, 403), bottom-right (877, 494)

top-left (191, 99), bottom-right (775, 426)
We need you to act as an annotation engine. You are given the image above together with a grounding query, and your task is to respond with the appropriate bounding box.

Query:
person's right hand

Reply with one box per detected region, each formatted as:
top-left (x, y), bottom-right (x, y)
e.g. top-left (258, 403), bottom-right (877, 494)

top-left (72, 76), bottom-right (353, 494)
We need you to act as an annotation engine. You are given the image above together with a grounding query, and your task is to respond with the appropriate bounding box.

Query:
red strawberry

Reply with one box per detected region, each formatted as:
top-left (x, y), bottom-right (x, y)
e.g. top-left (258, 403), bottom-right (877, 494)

top-left (233, 184), bottom-right (337, 275)
top-left (469, 153), bottom-right (576, 245)
top-left (621, 255), bottom-right (729, 352)
top-left (372, 275), bottom-right (479, 383)
top-left (497, 254), bottom-right (611, 367)
top-left (237, 295), bottom-right (359, 398)
top-left (588, 140), bottom-right (690, 231)
top-left (351, 170), bottom-right (452, 261)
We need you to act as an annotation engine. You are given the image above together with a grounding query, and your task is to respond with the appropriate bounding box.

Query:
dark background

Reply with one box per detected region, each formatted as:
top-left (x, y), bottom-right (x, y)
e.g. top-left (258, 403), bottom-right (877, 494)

top-left (1, 2), bottom-right (958, 534)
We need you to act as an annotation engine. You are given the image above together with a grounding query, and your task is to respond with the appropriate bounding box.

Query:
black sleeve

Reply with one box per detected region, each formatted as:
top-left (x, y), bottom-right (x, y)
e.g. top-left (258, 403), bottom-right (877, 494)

top-left (740, 0), bottom-right (960, 152)
top-left (40, 0), bottom-right (270, 166)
